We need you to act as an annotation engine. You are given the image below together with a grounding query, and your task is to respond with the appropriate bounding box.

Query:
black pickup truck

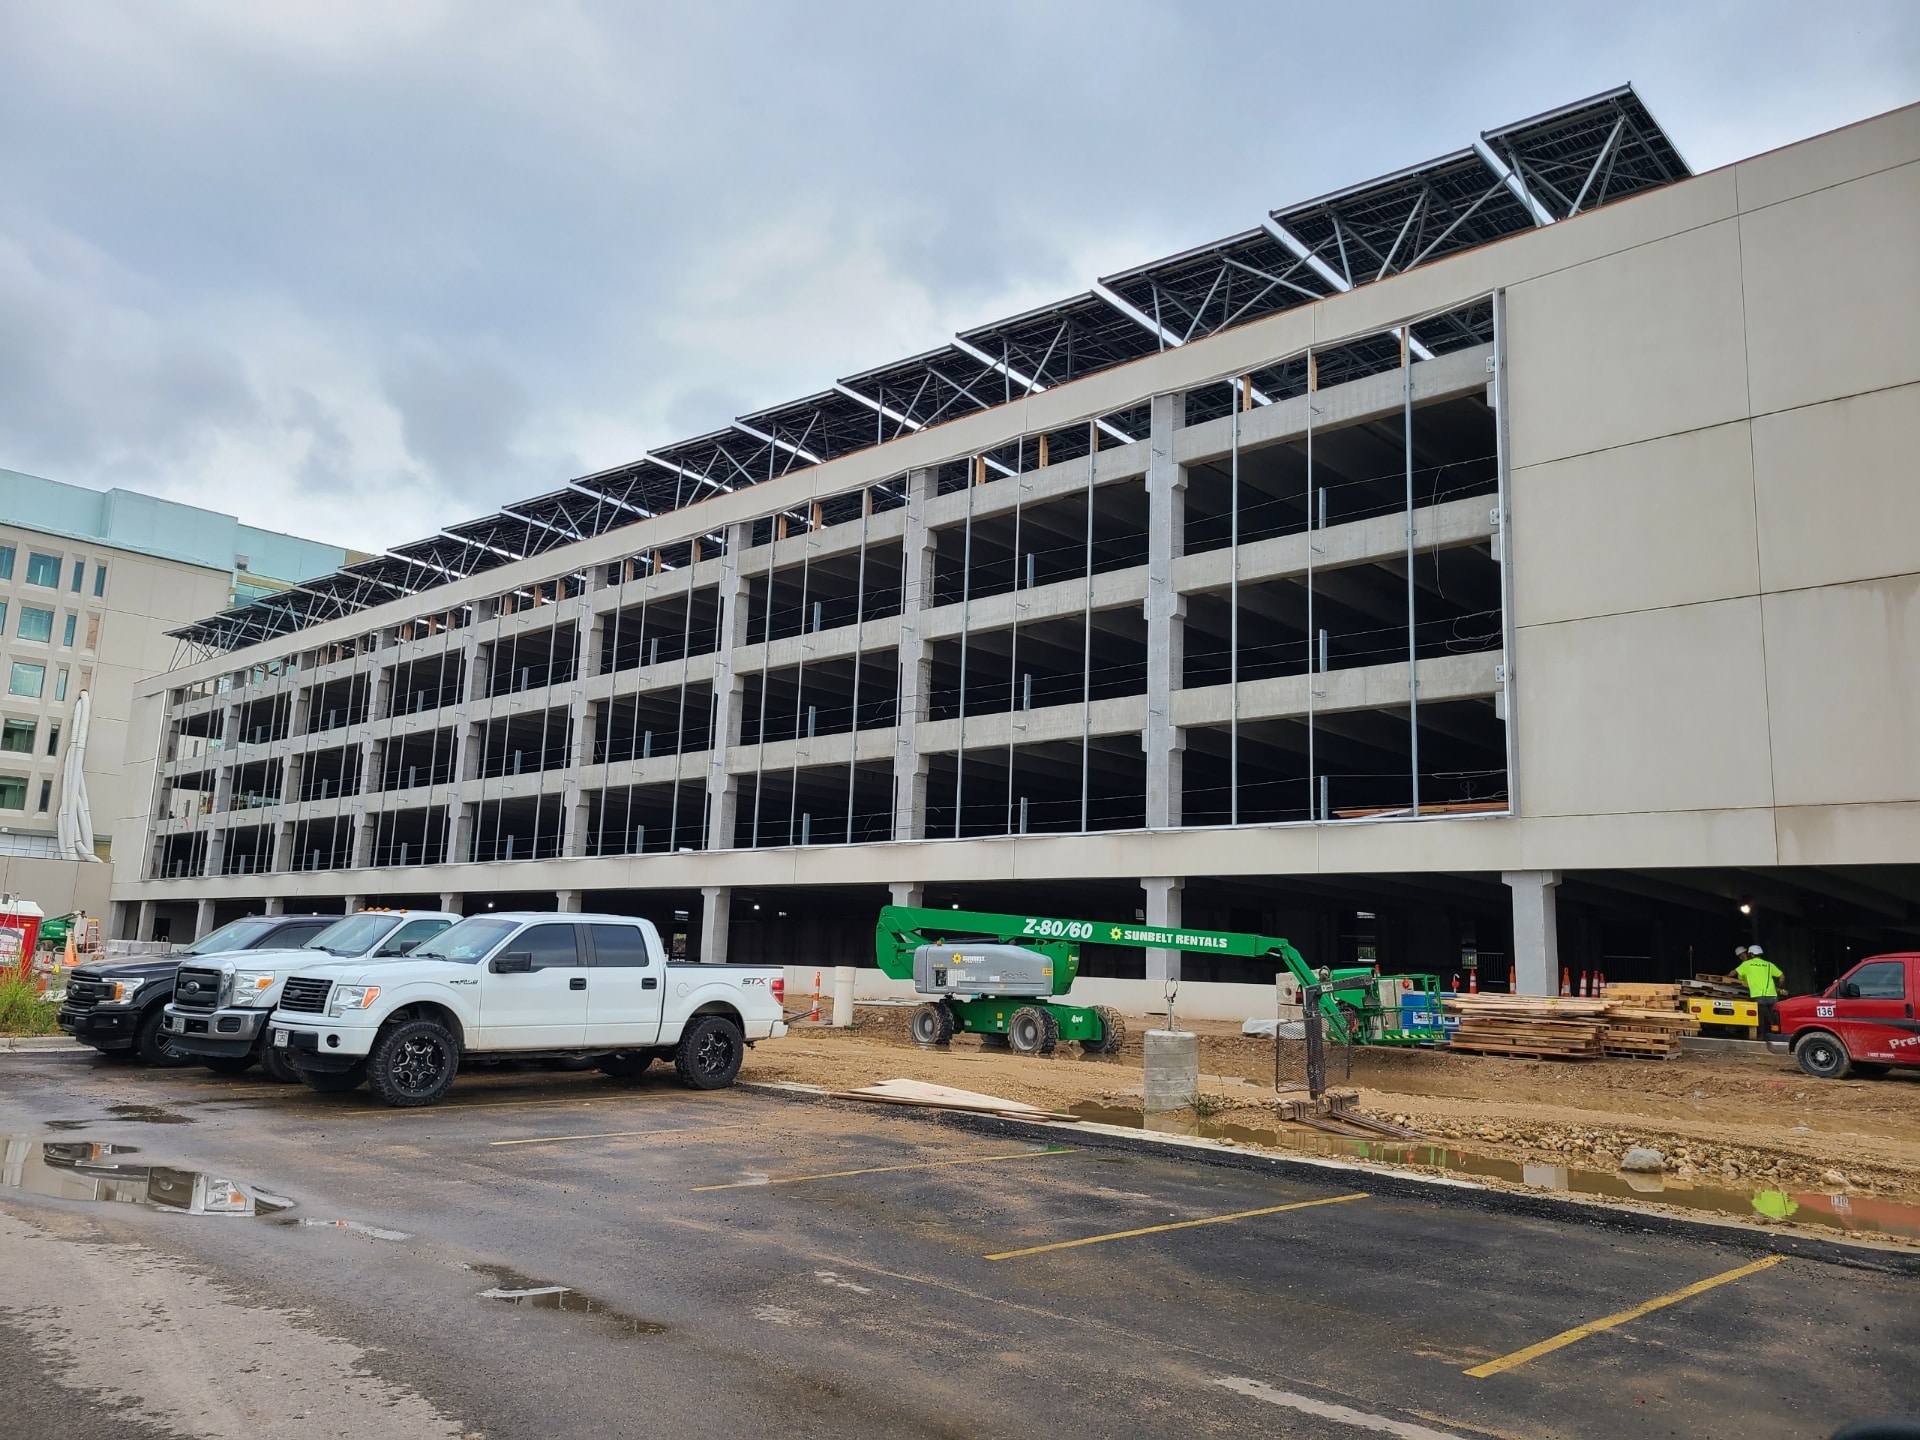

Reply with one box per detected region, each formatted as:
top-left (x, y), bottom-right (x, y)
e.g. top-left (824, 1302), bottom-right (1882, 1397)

top-left (58, 914), bottom-right (334, 1065)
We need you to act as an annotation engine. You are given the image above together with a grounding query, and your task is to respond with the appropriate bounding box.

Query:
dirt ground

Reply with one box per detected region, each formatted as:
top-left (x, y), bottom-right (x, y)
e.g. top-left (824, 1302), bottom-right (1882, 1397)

top-left (743, 1005), bottom-right (1920, 1207)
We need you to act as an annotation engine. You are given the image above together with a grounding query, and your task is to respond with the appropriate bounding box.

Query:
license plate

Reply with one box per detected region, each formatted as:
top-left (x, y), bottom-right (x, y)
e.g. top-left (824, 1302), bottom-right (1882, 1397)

top-left (273, 1029), bottom-right (289, 1047)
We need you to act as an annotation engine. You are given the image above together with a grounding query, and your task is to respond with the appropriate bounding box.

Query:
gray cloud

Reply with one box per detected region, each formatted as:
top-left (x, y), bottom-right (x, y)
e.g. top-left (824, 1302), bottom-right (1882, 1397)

top-left (0, 0), bottom-right (1913, 552)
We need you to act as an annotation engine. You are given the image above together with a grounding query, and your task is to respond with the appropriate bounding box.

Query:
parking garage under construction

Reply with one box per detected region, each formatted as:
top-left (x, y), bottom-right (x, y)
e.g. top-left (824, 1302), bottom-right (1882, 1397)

top-left (114, 89), bottom-right (1920, 999)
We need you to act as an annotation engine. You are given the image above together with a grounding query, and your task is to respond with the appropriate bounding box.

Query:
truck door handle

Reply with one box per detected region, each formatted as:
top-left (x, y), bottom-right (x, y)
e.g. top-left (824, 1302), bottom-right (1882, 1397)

top-left (569, 976), bottom-right (587, 991)
top-left (642, 977), bottom-right (658, 990)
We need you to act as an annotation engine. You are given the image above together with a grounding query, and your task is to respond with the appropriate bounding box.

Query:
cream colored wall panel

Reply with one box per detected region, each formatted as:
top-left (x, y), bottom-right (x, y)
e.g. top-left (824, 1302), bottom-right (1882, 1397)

top-left (1506, 220), bottom-right (1751, 467)
top-left (1513, 421), bottom-right (1758, 626)
top-left (1761, 575), bottom-right (1920, 807)
top-left (1774, 800), bottom-right (1920, 867)
top-left (1740, 162), bottom-right (1920, 415)
top-left (1733, 102), bottom-right (1920, 212)
top-left (1510, 807), bottom-right (1779, 870)
top-left (1752, 383), bottom-right (1920, 593)
top-left (1516, 598), bottom-right (1774, 815)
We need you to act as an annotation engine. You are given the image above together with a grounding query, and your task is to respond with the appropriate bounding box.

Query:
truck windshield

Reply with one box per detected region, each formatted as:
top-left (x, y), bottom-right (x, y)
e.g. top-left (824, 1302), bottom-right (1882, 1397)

top-left (180, 918), bottom-right (279, 955)
top-left (406, 917), bottom-right (518, 964)
top-left (302, 914), bottom-right (402, 956)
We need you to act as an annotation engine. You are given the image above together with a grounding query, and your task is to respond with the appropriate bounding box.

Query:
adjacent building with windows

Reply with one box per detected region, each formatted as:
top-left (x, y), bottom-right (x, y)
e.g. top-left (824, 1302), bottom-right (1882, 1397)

top-left (110, 91), bottom-right (1920, 996)
top-left (0, 472), bottom-right (357, 923)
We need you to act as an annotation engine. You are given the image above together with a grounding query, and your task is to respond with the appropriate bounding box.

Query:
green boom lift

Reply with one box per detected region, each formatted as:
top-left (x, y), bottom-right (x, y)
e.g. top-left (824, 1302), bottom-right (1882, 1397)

top-left (875, 905), bottom-right (1445, 1056)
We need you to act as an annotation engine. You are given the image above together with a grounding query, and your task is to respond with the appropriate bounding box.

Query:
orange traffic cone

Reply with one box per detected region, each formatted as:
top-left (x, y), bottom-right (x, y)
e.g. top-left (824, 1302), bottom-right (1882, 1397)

top-left (1596, 970), bottom-right (1606, 994)
top-left (1508, 964), bottom-right (1516, 993)
top-left (1560, 967), bottom-right (1571, 997)
top-left (1468, 969), bottom-right (1479, 994)
top-left (809, 970), bottom-right (821, 1022)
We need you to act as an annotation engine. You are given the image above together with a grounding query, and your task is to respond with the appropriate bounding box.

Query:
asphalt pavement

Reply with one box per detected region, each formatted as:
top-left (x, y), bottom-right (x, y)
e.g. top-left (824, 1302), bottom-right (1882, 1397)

top-left (0, 1045), bottom-right (1913, 1440)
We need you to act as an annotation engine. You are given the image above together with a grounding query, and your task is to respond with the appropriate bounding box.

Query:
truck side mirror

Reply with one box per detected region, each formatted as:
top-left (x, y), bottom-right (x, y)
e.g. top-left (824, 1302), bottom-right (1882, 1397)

top-left (492, 951), bottom-right (533, 974)
top-left (1843, 981), bottom-right (1861, 999)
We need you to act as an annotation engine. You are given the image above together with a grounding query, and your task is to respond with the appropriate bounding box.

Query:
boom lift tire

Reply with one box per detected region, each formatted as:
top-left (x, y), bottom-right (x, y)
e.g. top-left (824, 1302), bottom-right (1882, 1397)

top-left (366, 1017), bottom-right (461, 1107)
top-left (598, 1051), bottom-right (653, 1080)
top-left (909, 1002), bottom-right (956, 1047)
top-left (675, 1014), bottom-right (745, 1090)
top-left (1081, 1006), bottom-right (1126, 1056)
top-left (1794, 1030), bottom-right (1853, 1081)
top-left (1008, 1006), bottom-right (1057, 1056)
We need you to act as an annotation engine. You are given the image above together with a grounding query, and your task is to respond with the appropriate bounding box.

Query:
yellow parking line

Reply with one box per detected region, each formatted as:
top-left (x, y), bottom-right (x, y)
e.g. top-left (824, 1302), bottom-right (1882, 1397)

top-left (491, 1123), bottom-right (751, 1147)
top-left (1465, 1255), bottom-right (1784, 1378)
top-left (986, 1192), bottom-right (1366, 1260)
top-left (692, 1147), bottom-right (1077, 1192)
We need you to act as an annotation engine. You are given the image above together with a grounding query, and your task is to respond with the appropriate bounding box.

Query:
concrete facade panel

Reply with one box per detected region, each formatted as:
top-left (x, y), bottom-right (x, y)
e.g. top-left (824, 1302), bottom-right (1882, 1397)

top-left (1773, 801), bottom-right (1920, 867)
top-left (1739, 161), bottom-right (1920, 415)
top-left (1515, 598), bottom-right (1774, 817)
top-left (1752, 384), bottom-right (1920, 594)
top-left (1505, 220), bottom-right (1751, 467)
top-left (1760, 574), bottom-right (1920, 807)
top-left (1731, 101), bottom-right (1920, 213)
top-left (1512, 421), bottom-right (1759, 626)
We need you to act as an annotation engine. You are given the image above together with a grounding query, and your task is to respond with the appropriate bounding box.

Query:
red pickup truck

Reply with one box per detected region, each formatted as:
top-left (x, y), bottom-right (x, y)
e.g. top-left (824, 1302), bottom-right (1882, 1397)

top-left (1770, 952), bottom-right (1920, 1080)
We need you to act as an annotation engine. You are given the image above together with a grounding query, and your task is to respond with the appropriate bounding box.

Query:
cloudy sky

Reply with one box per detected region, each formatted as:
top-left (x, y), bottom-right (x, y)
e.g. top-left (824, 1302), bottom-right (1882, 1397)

top-left (2, 1), bottom-right (1914, 554)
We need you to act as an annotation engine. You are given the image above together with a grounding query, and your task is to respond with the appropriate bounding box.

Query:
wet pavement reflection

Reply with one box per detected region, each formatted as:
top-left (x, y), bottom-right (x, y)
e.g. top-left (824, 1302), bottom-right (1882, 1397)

top-left (0, 1136), bottom-right (292, 1216)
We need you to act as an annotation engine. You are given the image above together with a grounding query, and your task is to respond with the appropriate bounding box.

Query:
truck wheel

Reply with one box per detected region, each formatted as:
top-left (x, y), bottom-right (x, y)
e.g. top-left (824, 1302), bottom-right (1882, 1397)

top-left (298, 1063), bottom-right (366, 1094)
top-left (1008, 1007), bottom-right (1056, 1056)
top-left (598, 1051), bottom-right (653, 1081)
top-left (203, 1056), bottom-right (257, 1076)
top-left (1794, 1030), bottom-right (1852, 1080)
top-left (674, 1014), bottom-right (744, 1090)
top-left (135, 1008), bottom-right (195, 1067)
top-left (366, 1018), bottom-right (461, 1108)
top-left (1081, 1006), bottom-right (1126, 1056)
top-left (909, 1002), bottom-right (955, 1047)
top-left (261, 1045), bottom-right (302, 1084)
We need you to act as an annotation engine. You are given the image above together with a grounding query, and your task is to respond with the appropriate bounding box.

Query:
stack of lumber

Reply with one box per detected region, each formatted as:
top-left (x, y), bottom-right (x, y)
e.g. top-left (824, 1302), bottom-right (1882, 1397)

top-left (1444, 995), bottom-right (1610, 1059)
top-left (1597, 982), bottom-right (1699, 1058)
top-left (1445, 990), bottom-right (1700, 1060)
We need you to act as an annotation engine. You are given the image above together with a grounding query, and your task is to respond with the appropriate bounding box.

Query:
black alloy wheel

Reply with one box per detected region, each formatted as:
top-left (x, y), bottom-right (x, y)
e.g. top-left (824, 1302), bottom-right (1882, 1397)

top-left (674, 1015), bottom-right (744, 1090)
top-left (135, 1008), bottom-right (197, 1067)
top-left (367, 1018), bottom-right (461, 1107)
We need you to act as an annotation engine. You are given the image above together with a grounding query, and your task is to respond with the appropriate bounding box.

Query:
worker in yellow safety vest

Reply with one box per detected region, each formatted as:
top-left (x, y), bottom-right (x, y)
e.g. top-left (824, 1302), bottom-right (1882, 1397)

top-left (1736, 943), bottom-right (1786, 1034)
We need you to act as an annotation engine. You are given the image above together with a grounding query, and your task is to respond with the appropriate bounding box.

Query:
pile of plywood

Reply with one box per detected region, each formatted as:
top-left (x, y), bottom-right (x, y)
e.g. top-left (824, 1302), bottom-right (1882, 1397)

top-left (1444, 995), bottom-right (1611, 1058)
top-left (1444, 990), bottom-right (1700, 1060)
top-left (1597, 982), bottom-right (1699, 1058)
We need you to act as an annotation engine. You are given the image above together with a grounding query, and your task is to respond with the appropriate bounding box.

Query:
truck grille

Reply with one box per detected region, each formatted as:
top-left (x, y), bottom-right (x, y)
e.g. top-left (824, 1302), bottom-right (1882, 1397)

top-left (278, 977), bottom-right (332, 1014)
top-left (65, 977), bottom-right (112, 1011)
top-left (172, 967), bottom-right (224, 1012)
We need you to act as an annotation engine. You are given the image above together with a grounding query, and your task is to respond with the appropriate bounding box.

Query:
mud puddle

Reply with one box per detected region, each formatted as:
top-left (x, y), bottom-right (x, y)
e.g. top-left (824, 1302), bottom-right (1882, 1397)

top-left (467, 1261), bottom-right (667, 1335)
top-left (1068, 1103), bottom-right (1920, 1243)
top-left (1, 1136), bottom-right (292, 1216)
top-left (104, 1103), bottom-right (194, 1125)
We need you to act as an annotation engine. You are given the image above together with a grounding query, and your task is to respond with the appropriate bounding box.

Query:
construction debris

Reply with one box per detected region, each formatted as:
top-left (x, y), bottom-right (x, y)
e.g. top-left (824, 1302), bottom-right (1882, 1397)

top-left (1273, 1088), bottom-right (1426, 1139)
top-left (1444, 990), bottom-right (1700, 1061)
top-left (830, 1077), bottom-right (1081, 1121)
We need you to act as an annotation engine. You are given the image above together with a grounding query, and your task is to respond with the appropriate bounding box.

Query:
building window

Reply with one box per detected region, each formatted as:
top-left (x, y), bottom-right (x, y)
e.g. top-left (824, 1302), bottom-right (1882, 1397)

top-left (24, 553), bottom-right (60, 587)
top-left (93, 563), bottom-right (106, 597)
top-left (62, 613), bottom-right (76, 647)
top-left (8, 663), bottom-right (45, 698)
top-left (36, 779), bottom-right (51, 812)
top-left (0, 547), bottom-right (12, 580)
top-left (54, 668), bottom-right (68, 702)
top-left (70, 559), bottom-right (84, 592)
top-left (0, 777), bottom-right (24, 811)
top-left (17, 607), bottom-right (53, 642)
top-left (0, 602), bottom-right (8, 633)
top-left (0, 720), bottom-right (34, 753)
top-left (45, 723), bottom-right (60, 756)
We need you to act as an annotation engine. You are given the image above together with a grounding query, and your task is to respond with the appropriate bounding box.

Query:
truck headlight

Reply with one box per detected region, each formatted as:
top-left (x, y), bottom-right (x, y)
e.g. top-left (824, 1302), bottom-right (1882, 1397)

top-left (109, 979), bottom-right (145, 1003)
top-left (227, 972), bottom-right (277, 1009)
top-left (328, 985), bottom-right (381, 1018)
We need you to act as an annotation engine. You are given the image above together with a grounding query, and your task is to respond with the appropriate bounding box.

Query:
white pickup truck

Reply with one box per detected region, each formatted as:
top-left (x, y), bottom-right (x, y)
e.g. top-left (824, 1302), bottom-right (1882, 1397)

top-left (265, 911), bottom-right (789, 1107)
top-left (163, 910), bottom-right (459, 1081)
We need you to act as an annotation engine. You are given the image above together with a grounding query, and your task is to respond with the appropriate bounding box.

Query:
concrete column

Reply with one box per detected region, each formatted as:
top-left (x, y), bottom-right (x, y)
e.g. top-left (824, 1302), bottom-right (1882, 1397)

top-left (889, 882), bottom-right (924, 909)
top-left (272, 820), bottom-right (294, 873)
top-left (204, 826), bottom-right (226, 878)
top-left (452, 802), bottom-right (476, 863)
top-left (263, 897), bottom-right (285, 916)
top-left (343, 894), bottom-right (365, 914)
top-left (109, 900), bottom-right (131, 941)
top-left (556, 889), bottom-right (582, 913)
top-left (136, 900), bottom-right (156, 940)
top-left (1143, 875), bottom-right (1184, 984)
top-left (438, 892), bottom-right (463, 916)
top-left (353, 813), bottom-right (377, 867)
top-left (893, 468), bottom-right (937, 841)
top-left (1504, 870), bottom-right (1561, 997)
top-left (561, 790), bottom-right (590, 858)
top-left (1144, 392), bottom-right (1187, 830)
top-left (705, 523), bottom-right (751, 851)
top-left (699, 885), bottom-right (730, 964)
top-left (192, 899), bottom-right (215, 941)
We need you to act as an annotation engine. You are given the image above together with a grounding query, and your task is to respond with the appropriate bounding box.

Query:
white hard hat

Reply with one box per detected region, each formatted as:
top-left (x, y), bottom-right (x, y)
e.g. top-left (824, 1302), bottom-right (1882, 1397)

top-left (1747, 944), bottom-right (1764, 956)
